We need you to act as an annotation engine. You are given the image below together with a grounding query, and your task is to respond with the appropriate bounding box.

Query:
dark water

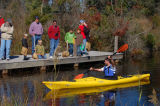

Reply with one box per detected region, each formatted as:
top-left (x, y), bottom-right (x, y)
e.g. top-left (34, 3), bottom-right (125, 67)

top-left (0, 53), bottom-right (160, 106)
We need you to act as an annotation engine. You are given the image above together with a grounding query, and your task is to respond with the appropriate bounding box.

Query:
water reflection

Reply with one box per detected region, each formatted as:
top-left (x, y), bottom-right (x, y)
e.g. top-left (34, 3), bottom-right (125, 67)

top-left (0, 52), bottom-right (160, 105)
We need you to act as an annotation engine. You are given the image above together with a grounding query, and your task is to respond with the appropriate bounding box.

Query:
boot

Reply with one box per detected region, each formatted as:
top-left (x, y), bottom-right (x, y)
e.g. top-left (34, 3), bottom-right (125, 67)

top-left (24, 56), bottom-right (29, 60)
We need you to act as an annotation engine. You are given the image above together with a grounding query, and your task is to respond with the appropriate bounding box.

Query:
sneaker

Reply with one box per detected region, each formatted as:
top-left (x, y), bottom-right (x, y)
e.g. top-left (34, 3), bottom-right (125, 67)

top-left (49, 56), bottom-right (53, 59)
top-left (70, 54), bottom-right (73, 57)
top-left (6, 58), bottom-right (10, 61)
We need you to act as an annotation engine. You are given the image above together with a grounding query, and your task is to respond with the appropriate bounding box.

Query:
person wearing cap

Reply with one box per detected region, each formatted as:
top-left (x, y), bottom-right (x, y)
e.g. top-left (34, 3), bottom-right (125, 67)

top-left (78, 20), bottom-right (88, 54)
top-left (0, 19), bottom-right (14, 60)
top-left (0, 16), bottom-right (5, 37)
top-left (29, 16), bottom-right (43, 56)
top-left (48, 20), bottom-right (60, 59)
top-left (90, 56), bottom-right (117, 80)
top-left (21, 33), bottom-right (29, 60)
top-left (35, 40), bottom-right (46, 59)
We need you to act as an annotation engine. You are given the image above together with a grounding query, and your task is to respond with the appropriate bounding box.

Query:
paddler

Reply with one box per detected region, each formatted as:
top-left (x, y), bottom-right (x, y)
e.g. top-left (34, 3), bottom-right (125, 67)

top-left (90, 56), bottom-right (117, 80)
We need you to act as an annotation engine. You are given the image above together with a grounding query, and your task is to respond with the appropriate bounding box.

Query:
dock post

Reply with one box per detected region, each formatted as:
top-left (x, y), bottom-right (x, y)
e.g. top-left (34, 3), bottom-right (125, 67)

top-left (74, 63), bottom-right (79, 70)
top-left (40, 66), bottom-right (46, 72)
top-left (2, 69), bottom-right (8, 75)
top-left (74, 63), bottom-right (79, 67)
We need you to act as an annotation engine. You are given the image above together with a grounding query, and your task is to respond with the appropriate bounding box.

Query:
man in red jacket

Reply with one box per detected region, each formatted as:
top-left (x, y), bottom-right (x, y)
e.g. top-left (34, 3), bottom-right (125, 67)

top-left (0, 16), bottom-right (5, 37)
top-left (48, 20), bottom-right (60, 59)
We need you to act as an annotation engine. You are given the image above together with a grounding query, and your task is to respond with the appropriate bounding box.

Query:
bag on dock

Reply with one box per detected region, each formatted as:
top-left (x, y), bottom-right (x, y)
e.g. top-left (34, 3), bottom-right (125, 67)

top-left (86, 42), bottom-right (91, 51)
top-left (21, 47), bottom-right (28, 56)
top-left (62, 42), bottom-right (69, 57)
top-left (33, 52), bottom-right (38, 59)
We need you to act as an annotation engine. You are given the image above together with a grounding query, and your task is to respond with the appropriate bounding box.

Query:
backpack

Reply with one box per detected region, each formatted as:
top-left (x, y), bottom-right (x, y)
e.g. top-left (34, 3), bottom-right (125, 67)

top-left (83, 26), bottom-right (90, 41)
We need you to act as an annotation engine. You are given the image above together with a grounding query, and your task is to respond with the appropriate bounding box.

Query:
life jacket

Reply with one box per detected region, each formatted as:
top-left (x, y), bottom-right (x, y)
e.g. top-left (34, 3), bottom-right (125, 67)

top-left (104, 65), bottom-right (115, 77)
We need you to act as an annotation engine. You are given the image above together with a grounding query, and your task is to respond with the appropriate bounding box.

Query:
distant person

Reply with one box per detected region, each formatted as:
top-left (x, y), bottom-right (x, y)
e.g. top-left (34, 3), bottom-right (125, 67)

top-left (35, 40), bottom-right (46, 59)
top-left (0, 15), bottom-right (5, 38)
top-left (65, 29), bottom-right (76, 56)
top-left (21, 34), bottom-right (29, 60)
top-left (78, 20), bottom-right (88, 54)
top-left (0, 19), bottom-right (14, 60)
top-left (29, 16), bottom-right (43, 56)
top-left (76, 29), bottom-right (83, 56)
top-left (83, 22), bottom-right (90, 42)
top-left (48, 20), bottom-right (60, 59)
top-left (90, 56), bottom-right (117, 80)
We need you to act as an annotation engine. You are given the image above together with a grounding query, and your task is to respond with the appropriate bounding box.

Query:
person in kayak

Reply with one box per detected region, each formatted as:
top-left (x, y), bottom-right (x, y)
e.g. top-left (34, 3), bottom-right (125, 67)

top-left (90, 56), bottom-right (117, 80)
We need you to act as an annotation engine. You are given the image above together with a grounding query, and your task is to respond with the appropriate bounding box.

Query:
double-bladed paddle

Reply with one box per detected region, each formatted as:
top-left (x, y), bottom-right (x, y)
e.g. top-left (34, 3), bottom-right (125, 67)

top-left (74, 44), bottom-right (129, 80)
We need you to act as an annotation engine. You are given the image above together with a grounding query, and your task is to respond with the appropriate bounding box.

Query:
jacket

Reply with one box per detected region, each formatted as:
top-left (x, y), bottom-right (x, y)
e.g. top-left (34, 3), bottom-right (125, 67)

top-left (35, 44), bottom-right (45, 56)
top-left (22, 38), bottom-right (28, 48)
top-left (1, 23), bottom-right (14, 40)
top-left (0, 18), bottom-right (5, 28)
top-left (48, 25), bottom-right (60, 40)
top-left (104, 65), bottom-right (115, 77)
top-left (78, 25), bottom-right (86, 39)
top-left (76, 33), bottom-right (83, 46)
top-left (29, 22), bottom-right (43, 36)
top-left (65, 32), bottom-right (76, 44)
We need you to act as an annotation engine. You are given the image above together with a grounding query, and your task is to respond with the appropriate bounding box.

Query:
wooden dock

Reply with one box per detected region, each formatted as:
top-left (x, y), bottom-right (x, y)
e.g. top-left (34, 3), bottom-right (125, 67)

top-left (0, 51), bottom-right (123, 70)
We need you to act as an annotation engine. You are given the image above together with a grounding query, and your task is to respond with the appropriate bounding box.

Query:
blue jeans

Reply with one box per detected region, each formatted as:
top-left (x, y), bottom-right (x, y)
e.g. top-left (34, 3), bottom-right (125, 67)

top-left (31, 35), bottom-right (42, 54)
top-left (0, 39), bottom-right (12, 59)
top-left (49, 39), bottom-right (59, 56)
top-left (69, 44), bottom-right (73, 55)
top-left (77, 45), bottom-right (81, 55)
top-left (83, 39), bottom-right (87, 53)
top-left (38, 54), bottom-right (46, 59)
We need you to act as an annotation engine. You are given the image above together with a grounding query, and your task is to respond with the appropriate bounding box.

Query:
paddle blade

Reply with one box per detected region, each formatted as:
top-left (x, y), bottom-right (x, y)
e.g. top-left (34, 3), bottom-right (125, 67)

top-left (74, 73), bottom-right (84, 80)
top-left (117, 44), bottom-right (128, 53)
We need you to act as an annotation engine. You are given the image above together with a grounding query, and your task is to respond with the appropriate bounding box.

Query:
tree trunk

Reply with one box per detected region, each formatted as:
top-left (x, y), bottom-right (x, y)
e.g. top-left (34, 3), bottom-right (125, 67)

top-left (114, 36), bottom-right (118, 52)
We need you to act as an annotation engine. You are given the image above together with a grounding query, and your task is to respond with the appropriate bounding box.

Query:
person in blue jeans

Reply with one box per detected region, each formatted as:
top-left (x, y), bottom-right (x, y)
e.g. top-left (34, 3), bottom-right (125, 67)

top-left (0, 19), bottom-right (14, 60)
top-left (76, 29), bottom-right (83, 56)
top-left (29, 16), bottom-right (43, 55)
top-left (35, 40), bottom-right (46, 59)
top-left (65, 29), bottom-right (76, 56)
top-left (48, 20), bottom-right (60, 59)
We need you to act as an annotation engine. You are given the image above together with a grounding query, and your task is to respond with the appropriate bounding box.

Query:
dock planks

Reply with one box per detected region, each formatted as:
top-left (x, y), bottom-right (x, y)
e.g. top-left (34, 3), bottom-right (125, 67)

top-left (0, 51), bottom-right (123, 70)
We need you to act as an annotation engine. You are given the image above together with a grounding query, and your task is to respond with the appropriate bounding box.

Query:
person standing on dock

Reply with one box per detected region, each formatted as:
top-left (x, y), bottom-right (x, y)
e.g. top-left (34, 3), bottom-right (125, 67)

top-left (65, 29), bottom-right (76, 57)
top-left (75, 29), bottom-right (83, 56)
top-left (0, 19), bottom-right (14, 60)
top-left (0, 16), bottom-right (5, 38)
top-left (29, 16), bottom-right (43, 56)
top-left (21, 34), bottom-right (29, 60)
top-left (48, 20), bottom-right (60, 59)
top-left (90, 56), bottom-right (117, 80)
top-left (78, 20), bottom-right (88, 55)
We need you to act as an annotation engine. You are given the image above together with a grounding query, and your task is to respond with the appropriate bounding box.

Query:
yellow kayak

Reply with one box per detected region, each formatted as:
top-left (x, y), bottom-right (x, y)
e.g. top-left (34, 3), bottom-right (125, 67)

top-left (44, 80), bottom-right (150, 100)
top-left (42, 74), bottom-right (150, 90)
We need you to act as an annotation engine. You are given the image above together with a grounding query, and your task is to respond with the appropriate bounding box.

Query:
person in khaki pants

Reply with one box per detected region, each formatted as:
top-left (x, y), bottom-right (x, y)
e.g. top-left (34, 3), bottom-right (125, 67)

top-left (21, 34), bottom-right (29, 60)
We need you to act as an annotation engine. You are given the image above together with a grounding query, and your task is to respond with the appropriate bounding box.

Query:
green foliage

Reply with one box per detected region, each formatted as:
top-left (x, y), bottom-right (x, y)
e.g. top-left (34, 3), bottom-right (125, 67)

top-left (146, 33), bottom-right (155, 49)
top-left (2, 0), bottom-right (160, 55)
top-left (152, 15), bottom-right (160, 28)
top-left (25, 0), bottom-right (52, 26)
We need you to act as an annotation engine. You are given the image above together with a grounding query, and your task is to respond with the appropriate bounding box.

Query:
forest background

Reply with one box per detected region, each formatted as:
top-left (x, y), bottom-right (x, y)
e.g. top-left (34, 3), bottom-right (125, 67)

top-left (0, 0), bottom-right (160, 57)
